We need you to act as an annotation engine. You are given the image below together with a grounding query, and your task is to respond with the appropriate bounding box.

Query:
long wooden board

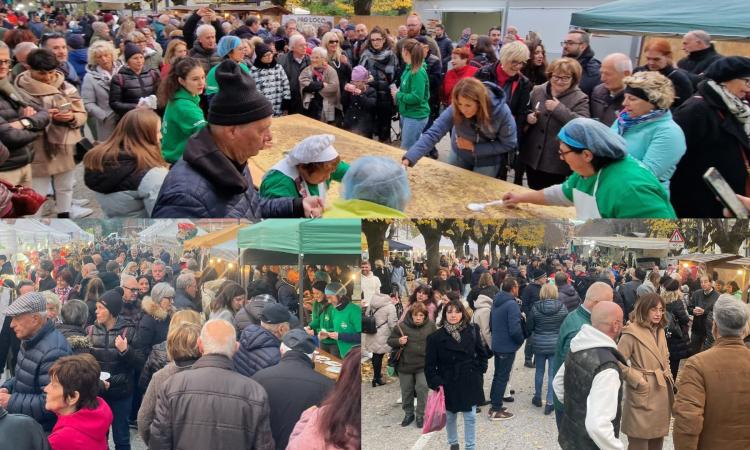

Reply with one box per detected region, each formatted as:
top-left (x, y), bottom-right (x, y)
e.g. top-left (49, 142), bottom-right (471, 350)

top-left (249, 114), bottom-right (575, 219)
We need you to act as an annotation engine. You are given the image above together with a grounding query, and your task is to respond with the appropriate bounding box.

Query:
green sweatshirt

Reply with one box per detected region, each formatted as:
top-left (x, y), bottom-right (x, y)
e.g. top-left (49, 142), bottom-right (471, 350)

top-left (259, 161), bottom-right (350, 199)
top-left (161, 88), bottom-right (207, 163)
top-left (309, 301), bottom-right (336, 345)
top-left (206, 62), bottom-right (251, 96)
top-left (331, 302), bottom-right (362, 358)
top-left (396, 63), bottom-right (430, 120)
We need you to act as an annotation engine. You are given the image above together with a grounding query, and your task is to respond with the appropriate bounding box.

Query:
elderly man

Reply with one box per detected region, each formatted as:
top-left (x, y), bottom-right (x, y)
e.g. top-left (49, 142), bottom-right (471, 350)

top-left (351, 23), bottom-right (368, 65)
top-left (677, 30), bottom-right (723, 88)
top-left (554, 301), bottom-right (626, 450)
top-left (0, 293), bottom-right (72, 432)
top-left (673, 296), bottom-right (750, 450)
top-left (278, 34), bottom-right (310, 115)
top-left (284, 19), bottom-right (297, 36)
top-left (252, 329), bottom-right (334, 450)
top-left (173, 272), bottom-right (200, 312)
top-left (396, 13), bottom-right (440, 65)
top-left (561, 29), bottom-right (601, 96)
top-left (150, 319), bottom-right (274, 449)
top-left (152, 61), bottom-right (323, 218)
top-left (590, 53), bottom-right (632, 126)
top-left (119, 274), bottom-right (142, 324)
top-left (234, 303), bottom-right (294, 377)
top-left (183, 7), bottom-right (224, 52)
top-left (552, 281), bottom-right (614, 429)
top-left (10, 41), bottom-right (37, 80)
top-left (149, 259), bottom-right (170, 285)
top-left (189, 24), bottom-right (221, 72)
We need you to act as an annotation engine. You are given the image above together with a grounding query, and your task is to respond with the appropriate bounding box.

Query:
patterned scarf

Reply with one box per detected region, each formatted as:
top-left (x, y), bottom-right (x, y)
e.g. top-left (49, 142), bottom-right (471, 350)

top-left (616, 108), bottom-right (668, 136)
top-left (708, 79), bottom-right (750, 141)
top-left (443, 321), bottom-right (467, 343)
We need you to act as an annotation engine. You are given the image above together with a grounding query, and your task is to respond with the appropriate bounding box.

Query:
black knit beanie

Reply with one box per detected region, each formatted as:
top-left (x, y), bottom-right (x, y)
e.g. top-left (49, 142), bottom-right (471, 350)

top-left (255, 43), bottom-right (272, 59)
top-left (208, 59), bottom-right (273, 126)
top-left (99, 287), bottom-right (124, 317)
top-left (124, 42), bottom-right (143, 62)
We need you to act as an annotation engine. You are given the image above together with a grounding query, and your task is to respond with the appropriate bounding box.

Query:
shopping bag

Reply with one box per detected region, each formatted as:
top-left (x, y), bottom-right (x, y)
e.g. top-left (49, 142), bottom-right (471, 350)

top-left (422, 386), bottom-right (446, 434)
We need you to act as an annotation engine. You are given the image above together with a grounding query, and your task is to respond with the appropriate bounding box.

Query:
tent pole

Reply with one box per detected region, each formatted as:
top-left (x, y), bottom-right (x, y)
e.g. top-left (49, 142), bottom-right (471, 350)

top-left (297, 253), bottom-right (304, 324)
top-left (501, 0), bottom-right (511, 35)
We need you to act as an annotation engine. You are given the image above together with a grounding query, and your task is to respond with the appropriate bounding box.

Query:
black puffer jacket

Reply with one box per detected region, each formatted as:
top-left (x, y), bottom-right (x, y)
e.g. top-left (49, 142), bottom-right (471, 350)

top-left (84, 149), bottom-right (149, 194)
top-left (189, 43), bottom-right (223, 74)
top-left (108, 66), bottom-right (160, 117)
top-left (138, 341), bottom-right (167, 391)
top-left (528, 299), bottom-right (568, 355)
top-left (55, 323), bottom-right (91, 355)
top-left (234, 298), bottom-right (276, 337)
top-left (666, 299), bottom-right (690, 360)
top-left (87, 316), bottom-right (143, 401)
top-left (134, 297), bottom-right (171, 360)
top-left (575, 46), bottom-right (602, 97)
top-left (0, 80), bottom-right (50, 173)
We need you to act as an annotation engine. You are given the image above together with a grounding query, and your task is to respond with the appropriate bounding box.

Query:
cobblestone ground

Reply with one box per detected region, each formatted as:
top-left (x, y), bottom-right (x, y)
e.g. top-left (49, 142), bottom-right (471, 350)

top-left (362, 342), bottom-right (675, 450)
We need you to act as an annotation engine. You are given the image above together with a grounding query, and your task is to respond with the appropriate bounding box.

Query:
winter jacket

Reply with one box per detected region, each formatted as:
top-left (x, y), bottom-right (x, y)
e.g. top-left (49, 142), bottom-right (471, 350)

top-left (0, 405), bottom-right (49, 450)
top-left (249, 63), bottom-right (291, 117)
top-left (299, 64), bottom-right (340, 123)
top-left (425, 324), bottom-right (488, 413)
top-left (405, 81), bottom-right (516, 168)
top-left (342, 85), bottom-right (377, 134)
top-left (475, 62), bottom-right (533, 139)
top-left (233, 324), bottom-right (281, 377)
top-left (619, 279), bottom-right (642, 321)
top-left (617, 322), bottom-right (674, 439)
top-left (521, 82), bottom-right (590, 176)
top-left (161, 87), bottom-right (207, 163)
top-left (528, 299), bottom-right (568, 355)
top-left (0, 78), bottom-right (49, 173)
top-left (633, 65), bottom-right (694, 109)
top-left (671, 81), bottom-right (750, 217)
top-left (521, 282), bottom-right (543, 316)
top-left (55, 323), bottom-right (91, 354)
top-left (48, 397), bottom-right (112, 450)
top-left (677, 44), bottom-right (722, 88)
top-left (68, 48), bottom-right (88, 83)
top-left (134, 297), bottom-right (170, 359)
top-left (589, 83), bottom-right (624, 127)
top-left (490, 290), bottom-right (525, 354)
top-left (84, 149), bottom-right (167, 218)
top-left (553, 304), bottom-right (592, 411)
top-left (108, 66), bottom-right (160, 117)
top-left (13, 71), bottom-right (87, 178)
top-left (435, 35), bottom-right (453, 73)
top-left (87, 316), bottom-right (143, 401)
top-left (359, 47), bottom-right (398, 107)
top-left (277, 53), bottom-right (310, 115)
top-left (557, 284), bottom-right (581, 312)
top-left (396, 63), bottom-right (430, 120)
top-left (673, 337), bottom-right (750, 450)
top-left (287, 405), bottom-right (359, 450)
top-left (275, 279), bottom-right (298, 313)
top-left (387, 314), bottom-right (436, 374)
top-left (666, 299), bottom-right (691, 361)
top-left (466, 285), bottom-right (498, 311)
top-left (688, 288), bottom-right (719, 334)
top-left (138, 341), bottom-right (166, 391)
top-left (81, 64), bottom-right (120, 141)
top-left (1, 320), bottom-right (72, 431)
top-left (152, 127), bottom-right (302, 218)
top-left (442, 64), bottom-right (478, 105)
top-left (188, 42), bottom-right (223, 74)
top-left (234, 297), bottom-right (274, 336)
top-left (149, 353), bottom-right (275, 450)
top-left (252, 350), bottom-right (335, 450)
top-left (575, 46), bottom-right (602, 96)
top-left (611, 109), bottom-right (686, 192)
top-left (470, 294), bottom-right (493, 350)
top-left (364, 293), bottom-right (397, 355)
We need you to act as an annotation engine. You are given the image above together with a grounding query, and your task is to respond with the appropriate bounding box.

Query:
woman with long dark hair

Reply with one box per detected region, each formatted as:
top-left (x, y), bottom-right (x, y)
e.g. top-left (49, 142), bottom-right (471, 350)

top-left (523, 41), bottom-right (548, 87)
top-left (84, 277), bottom-right (105, 326)
top-left (401, 284), bottom-right (437, 322)
top-left (287, 347), bottom-right (361, 450)
top-left (158, 57), bottom-right (207, 164)
top-left (208, 281), bottom-right (246, 322)
top-left (359, 26), bottom-right (398, 142)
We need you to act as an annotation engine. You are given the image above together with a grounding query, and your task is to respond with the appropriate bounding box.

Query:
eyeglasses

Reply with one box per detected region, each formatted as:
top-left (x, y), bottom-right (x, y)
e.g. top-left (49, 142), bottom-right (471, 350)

top-left (551, 75), bottom-right (573, 82)
top-left (560, 40), bottom-right (582, 46)
top-left (0, 60), bottom-right (11, 66)
top-left (558, 147), bottom-right (576, 156)
top-left (162, 296), bottom-right (174, 301)
top-left (123, 286), bottom-right (138, 291)
top-left (510, 60), bottom-right (526, 67)
top-left (328, 40), bottom-right (339, 44)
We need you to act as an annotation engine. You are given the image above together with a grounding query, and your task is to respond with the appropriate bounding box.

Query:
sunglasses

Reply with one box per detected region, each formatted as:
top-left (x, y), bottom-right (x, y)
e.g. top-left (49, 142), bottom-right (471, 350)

top-left (328, 40), bottom-right (339, 44)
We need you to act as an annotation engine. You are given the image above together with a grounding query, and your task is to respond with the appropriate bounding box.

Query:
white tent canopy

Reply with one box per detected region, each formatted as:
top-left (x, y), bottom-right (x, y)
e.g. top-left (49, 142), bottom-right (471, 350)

top-left (572, 236), bottom-right (671, 250)
top-left (45, 220), bottom-right (94, 241)
top-left (0, 220), bottom-right (71, 263)
top-left (138, 219), bottom-right (206, 246)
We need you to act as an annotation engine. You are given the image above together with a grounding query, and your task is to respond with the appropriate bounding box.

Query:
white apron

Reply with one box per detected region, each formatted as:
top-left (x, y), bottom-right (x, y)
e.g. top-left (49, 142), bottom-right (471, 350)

top-left (572, 170), bottom-right (602, 219)
top-left (270, 157), bottom-right (328, 200)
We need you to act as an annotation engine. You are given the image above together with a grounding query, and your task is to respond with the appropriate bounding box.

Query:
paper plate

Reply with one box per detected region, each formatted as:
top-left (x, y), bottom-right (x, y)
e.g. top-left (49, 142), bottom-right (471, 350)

top-left (100, 371), bottom-right (110, 381)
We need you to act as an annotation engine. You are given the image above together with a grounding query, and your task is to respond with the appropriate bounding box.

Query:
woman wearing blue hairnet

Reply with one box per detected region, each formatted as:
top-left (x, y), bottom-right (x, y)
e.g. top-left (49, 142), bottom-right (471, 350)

top-left (502, 118), bottom-right (676, 218)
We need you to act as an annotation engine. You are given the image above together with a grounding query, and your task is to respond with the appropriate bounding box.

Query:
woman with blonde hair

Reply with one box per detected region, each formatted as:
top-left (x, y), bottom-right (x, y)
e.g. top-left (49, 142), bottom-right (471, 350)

top-left (322, 31), bottom-right (351, 96)
top-left (403, 77), bottom-right (517, 176)
top-left (83, 109), bottom-right (168, 217)
top-left (82, 40), bottom-right (122, 140)
top-left (613, 70), bottom-right (686, 194)
top-left (160, 39), bottom-right (188, 79)
top-left (121, 261), bottom-right (138, 278)
top-left (617, 293), bottom-right (674, 450)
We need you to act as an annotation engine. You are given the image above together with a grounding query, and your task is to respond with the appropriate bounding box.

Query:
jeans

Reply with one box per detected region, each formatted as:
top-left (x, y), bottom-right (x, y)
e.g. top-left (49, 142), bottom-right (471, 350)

top-left (107, 396), bottom-right (133, 450)
top-left (400, 116), bottom-right (429, 150)
top-left (447, 150), bottom-right (502, 177)
top-left (399, 371), bottom-right (428, 418)
top-left (446, 406), bottom-right (476, 450)
top-left (489, 352), bottom-right (516, 410)
top-left (533, 353), bottom-right (556, 405)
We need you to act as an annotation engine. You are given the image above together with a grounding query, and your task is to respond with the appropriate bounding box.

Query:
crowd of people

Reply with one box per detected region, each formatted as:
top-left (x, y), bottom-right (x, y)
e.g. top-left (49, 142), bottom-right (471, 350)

top-left (0, 236), bottom-right (361, 449)
top-left (0, 7), bottom-right (746, 219)
top-left (362, 252), bottom-right (750, 450)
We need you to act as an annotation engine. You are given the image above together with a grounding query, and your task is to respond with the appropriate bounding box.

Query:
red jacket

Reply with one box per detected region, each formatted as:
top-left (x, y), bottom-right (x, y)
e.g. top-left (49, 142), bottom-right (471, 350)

top-left (48, 397), bottom-right (113, 450)
top-left (441, 64), bottom-right (479, 105)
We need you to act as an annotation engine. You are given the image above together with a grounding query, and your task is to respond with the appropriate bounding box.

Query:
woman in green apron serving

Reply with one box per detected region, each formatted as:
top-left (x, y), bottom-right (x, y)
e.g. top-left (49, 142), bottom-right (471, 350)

top-left (503, 118), bottom-right (676, 218)
top-left (321, 282), bottom-right (361, 358)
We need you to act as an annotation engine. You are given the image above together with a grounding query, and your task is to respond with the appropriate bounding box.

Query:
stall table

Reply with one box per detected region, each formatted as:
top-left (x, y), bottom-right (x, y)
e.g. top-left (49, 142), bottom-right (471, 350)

top-left (249, 115), bottom-right (575, 219)
top-left (314, 348), bottom-right (342, 381)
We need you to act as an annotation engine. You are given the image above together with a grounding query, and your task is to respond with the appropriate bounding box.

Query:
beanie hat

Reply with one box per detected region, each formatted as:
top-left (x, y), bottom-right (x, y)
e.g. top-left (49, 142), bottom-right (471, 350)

top-left (99, 287), bottom-right (124, 317)
top-left (124, 42), bottom-right (143, 62)
top-left (103, 13), bottom-right (114, 23)
top-left (351, 65), bottom-right (369, 82)
top-left (254, 43), bottom-right (272, 59)
top-left (217, 35), bottom-right (241, 58)
top-left (66, 33), bottom-right (85, 50)
top-left (312, 280), bottom-right (327, 293)
top-left (208, 60), bottom-right (272, 126)
top-left (704, 56), bottom-right (750, 84)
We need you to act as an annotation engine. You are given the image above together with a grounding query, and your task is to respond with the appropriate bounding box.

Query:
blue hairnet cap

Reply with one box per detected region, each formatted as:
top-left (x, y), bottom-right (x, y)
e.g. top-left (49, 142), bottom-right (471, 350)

top-left (217, 35), bottom-right (242, 58)
top-left (558, 118), bottom-right (627, 159)
top-left (341, 156), bottom-right (411, 211)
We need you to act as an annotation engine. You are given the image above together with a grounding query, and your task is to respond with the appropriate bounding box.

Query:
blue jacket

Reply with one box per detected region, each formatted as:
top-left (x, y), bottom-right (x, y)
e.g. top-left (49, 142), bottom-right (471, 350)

top-left (405, 82), bottom-right (517, 168)
top-left (68, 48), bottom-right (88, 83)
top-left (233, 324), bottom-right (281, 378)
top-left (527, 299), bottom-right (568, 355)
top-left (490, 291), bottom-right (525, 354)
top-left (1, 320), bottom-right (71, 431)
top-left (611, 110), bottom-right (686, 192)
top-left (152, 127), bottom-right (303, 218)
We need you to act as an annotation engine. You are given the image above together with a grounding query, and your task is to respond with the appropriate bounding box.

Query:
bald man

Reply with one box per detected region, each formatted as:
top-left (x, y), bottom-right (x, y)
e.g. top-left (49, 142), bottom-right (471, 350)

top-left (554, 301), bottom-right (625, 450)
top-left (552, 281), bottom-right (613, 428)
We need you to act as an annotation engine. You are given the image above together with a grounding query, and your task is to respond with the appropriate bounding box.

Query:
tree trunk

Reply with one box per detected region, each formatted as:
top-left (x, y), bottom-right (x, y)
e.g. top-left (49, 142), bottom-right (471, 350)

top-left (710, 219), bottom-right (749, 254)
top-left (413, 220), bottom-right (454, 279)
top-left (363, 220), bottom-right (390, 264)
top-left (448, 235), bottom-right (467, 259)
top-left (489, 238), bottom-right (500, 265)
top-left (353, 0), bottom-right (372, 15)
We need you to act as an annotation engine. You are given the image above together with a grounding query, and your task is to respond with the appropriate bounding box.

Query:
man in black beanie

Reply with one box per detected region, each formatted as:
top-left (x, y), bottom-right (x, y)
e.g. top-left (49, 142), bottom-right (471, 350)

top-left (152, 60), bottom-right (324, 218)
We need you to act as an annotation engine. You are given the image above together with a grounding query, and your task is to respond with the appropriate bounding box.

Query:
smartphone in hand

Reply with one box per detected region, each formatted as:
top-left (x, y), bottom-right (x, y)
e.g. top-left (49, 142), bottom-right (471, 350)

top-left (703, 167), bottom-right (749, 218)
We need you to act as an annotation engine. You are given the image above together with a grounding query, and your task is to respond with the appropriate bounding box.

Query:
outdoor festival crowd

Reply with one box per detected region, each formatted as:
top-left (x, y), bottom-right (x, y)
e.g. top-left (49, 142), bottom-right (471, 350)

top-left (0, 6), bottom-right (747, 219)
top-left (361, 253), bottom-right (750, 450)
top-left (0, 237), bottom-right (362, 450)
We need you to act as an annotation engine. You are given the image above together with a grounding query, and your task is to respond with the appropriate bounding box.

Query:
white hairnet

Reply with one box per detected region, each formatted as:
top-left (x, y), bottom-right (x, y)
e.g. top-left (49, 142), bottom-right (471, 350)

top-left (558, 118), bottom-right (627, 159)
top-left (341, 156), bottom-right (411, 211)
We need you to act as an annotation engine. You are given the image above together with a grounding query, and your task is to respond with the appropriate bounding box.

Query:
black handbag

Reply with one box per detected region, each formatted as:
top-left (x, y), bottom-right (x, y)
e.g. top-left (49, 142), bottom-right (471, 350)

top-left (387, 323), bottom-right (405, 369)
top-left (74, 138), bottom-right (95, 164)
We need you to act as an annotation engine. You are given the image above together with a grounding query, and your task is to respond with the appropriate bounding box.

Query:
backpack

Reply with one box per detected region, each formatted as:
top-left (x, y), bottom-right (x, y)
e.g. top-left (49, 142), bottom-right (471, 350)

top-left (664, 309), bottom-right (683, 340)
top-left (362, 306), bottom-right (378, 334)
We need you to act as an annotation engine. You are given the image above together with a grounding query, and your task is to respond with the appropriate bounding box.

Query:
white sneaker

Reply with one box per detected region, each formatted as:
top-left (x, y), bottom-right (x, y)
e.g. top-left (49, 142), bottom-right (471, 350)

top-left (69, 204), bottom-right (93, 218)
top-left (72, 198), bottom-right (90, 207)
top-left (397, 396), bottom-right (402, 404)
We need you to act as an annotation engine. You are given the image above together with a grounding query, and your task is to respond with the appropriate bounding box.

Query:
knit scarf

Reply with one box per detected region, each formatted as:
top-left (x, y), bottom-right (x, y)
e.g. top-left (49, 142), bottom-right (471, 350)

top-left (707, 79), bottom-right (750, 141)
top-left (443, 321), bottom-right (467, 343)
top-left (616, 108), bottom-right (668, 136)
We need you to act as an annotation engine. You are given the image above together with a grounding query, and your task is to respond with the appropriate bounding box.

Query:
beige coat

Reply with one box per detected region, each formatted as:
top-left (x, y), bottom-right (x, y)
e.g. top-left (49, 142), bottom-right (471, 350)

top-left (673, 337), bottom-right (750, 450)
top-left (617, 322), bottom-right (674, 439)
top-left (14, 71), bottom-right (86, 177)
top-left (299, 64), bottom-right (340, 123)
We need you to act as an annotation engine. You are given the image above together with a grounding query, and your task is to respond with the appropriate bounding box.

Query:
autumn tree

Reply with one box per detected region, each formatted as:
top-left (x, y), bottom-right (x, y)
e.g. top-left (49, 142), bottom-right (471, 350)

top-left (353, 0), bottom-right (372, 14)
top-left (362, 219), bottom-right (391, 263)
top-left (413, 219), bottom-right (454, 278)
top-left (443, 220), bottom-right (471, 259)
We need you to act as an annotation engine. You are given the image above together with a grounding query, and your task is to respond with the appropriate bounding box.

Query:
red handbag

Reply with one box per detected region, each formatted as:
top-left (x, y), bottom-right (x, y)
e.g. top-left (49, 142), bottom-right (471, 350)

top-left (0, 179), bottom-right (46, 217)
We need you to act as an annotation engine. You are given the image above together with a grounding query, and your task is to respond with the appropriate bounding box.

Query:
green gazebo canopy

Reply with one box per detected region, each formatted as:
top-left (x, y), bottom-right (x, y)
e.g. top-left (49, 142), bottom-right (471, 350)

top-left (570, 0), bottom-right (750, 38)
